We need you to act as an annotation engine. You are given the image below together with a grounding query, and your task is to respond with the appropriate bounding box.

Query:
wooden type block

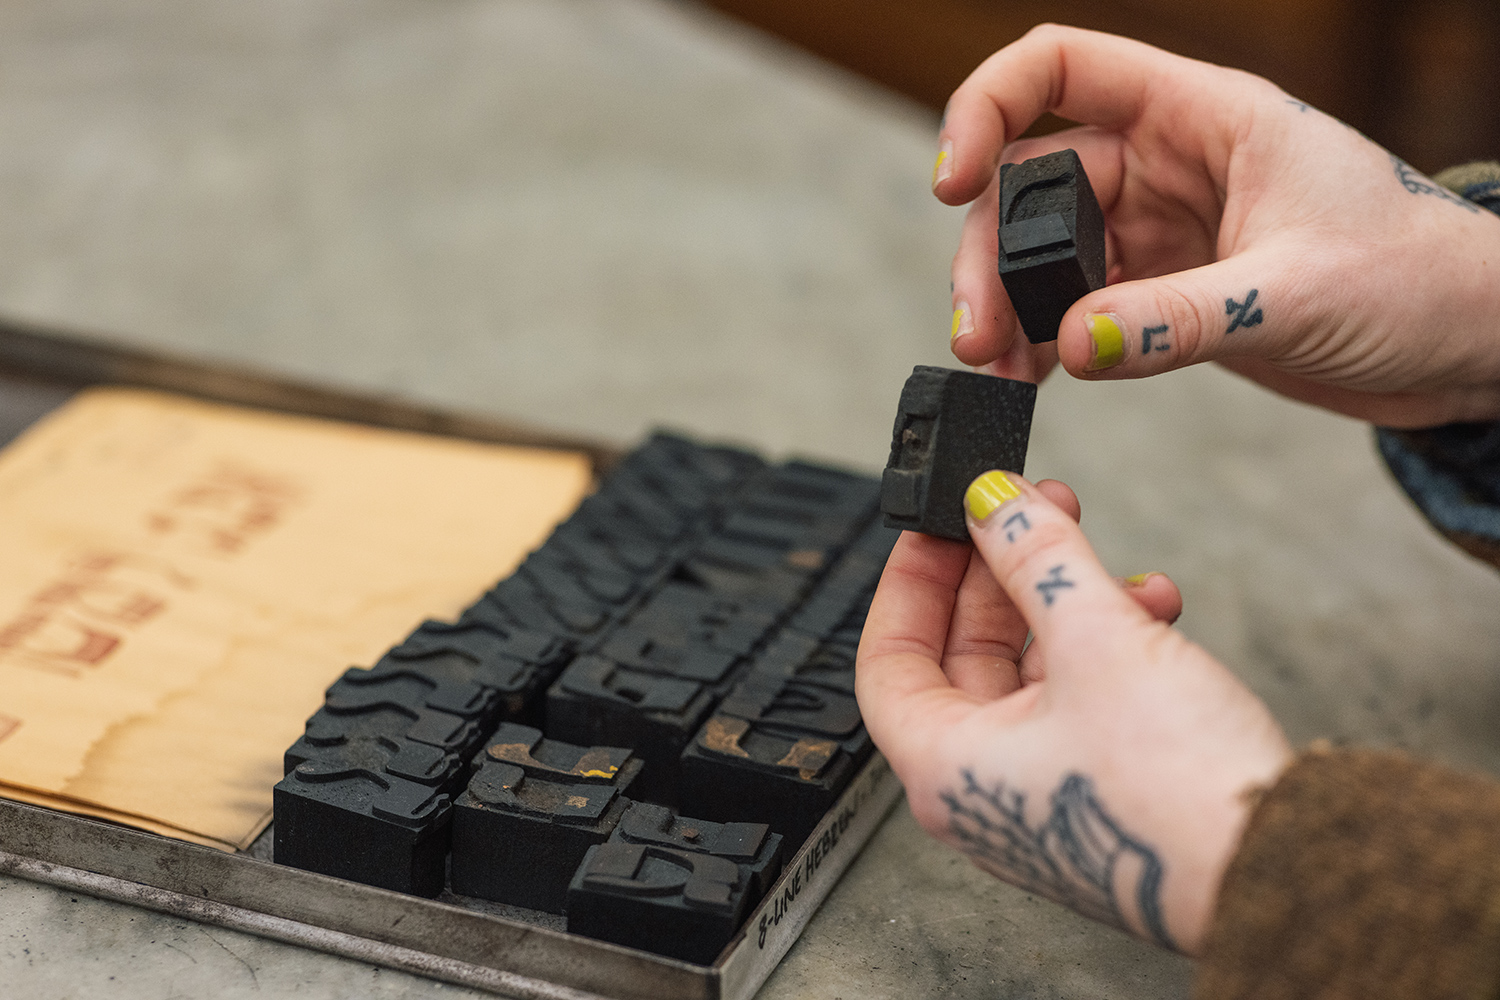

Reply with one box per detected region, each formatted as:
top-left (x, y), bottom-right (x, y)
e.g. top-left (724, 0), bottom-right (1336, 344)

top-left (610, 801), bottom-right (784, 904)
top-left (550, 497), bottom-right (673, 575)
top-left (459, 434), bottom-right (763, 645)
top-left (547, 654), bottom-right (721, 804)
top-left (285, 702), bottom-right (479, 775)
top-left (604, 582), bottom-right (778, 662)
top-left (273, 740), bottom-right (458, 897)
top-left (565, 842), bottom-right (752, 965)
top-left (880, 366), bottom-right (1036, 542)
top-left (753, 630), bottom-right (856, 697)
top-left (381, 619), bottom-right (571, 725)
top-left (785, 517), bottom-right (897, 640)
top-left (449, 726), bottom-right (642, 913)
top-left (676, 462), bottom-right (880, 608)
top-left (678, 665), bottom-right (869, 845)
top-left (621, 432), bottom-right (766, 517)
top-left (314, 666), bottom-right (495, 763)
top-left (718, 462), bottom-right (879, 553)
top-left (997, 148), bottom-right (1106, 344)
top-left (679, 716), bottom-right (855, 846)
top-left (715, 670), bottom-right (869, 764)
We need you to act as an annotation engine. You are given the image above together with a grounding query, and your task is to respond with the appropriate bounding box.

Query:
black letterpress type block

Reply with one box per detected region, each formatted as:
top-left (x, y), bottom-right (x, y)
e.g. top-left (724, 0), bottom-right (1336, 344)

top-left (382, 619), bottom-right (572, 725)
top-left (284, 701), bottom-right (478, 776)
top-left (547, 654), bottom-right (720, 803)
top-left (754, 631), bottom-right (856, 697)
top-left (566, 843), bottom-right (752, 965)
top-left (716, 670), bottom-right (870, 767)
top-left (997, 148), bottom-right (1106, 344)
top-left (273, 741), bottom-right (457, 896)
top-left (679, 714), bottom-right (856, 846)
top-left (449, 728), bottom-right (642, 913)
top-left (611, 801), bottom-right (783, 904)
top-left (785, 518), bottom-right (897, 640)
top-left (606, 582), bottom-right (775, 663)
top-left (316, 665), bottom-right (494, 761)
top-left (880, 366), bottom-right (1036, 541)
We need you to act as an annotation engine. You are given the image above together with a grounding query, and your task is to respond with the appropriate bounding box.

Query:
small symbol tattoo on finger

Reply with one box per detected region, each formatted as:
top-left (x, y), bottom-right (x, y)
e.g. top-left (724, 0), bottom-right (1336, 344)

top-left (1141, 324), bottom-right (1170, 353)
top-left (1036, 565), bottom-right (1075, 606)
top-left (1003, 511), bottom-right (1031, 543)
top-left (1226, 290), bottom-right (1264, 333)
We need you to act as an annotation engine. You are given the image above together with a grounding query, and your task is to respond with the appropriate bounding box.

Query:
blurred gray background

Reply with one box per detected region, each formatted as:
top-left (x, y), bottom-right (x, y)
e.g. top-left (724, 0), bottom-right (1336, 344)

top-left (1, 2), bottom-right (1497, 998)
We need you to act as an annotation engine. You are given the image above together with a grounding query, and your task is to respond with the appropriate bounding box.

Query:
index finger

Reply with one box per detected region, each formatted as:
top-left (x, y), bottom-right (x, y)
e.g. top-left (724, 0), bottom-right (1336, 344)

top-left (934, 25), bottom-right (1242, 206)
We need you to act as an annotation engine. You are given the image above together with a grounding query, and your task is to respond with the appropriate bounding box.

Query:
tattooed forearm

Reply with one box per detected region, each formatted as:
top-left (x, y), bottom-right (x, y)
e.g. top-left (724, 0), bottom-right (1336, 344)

top-left (1392, 155), bottom-right (1480, 213)
top-left (1035, 565), bottom-right (1074, 606)
top-left (942, 769), bottom-right (1175, 950)
top-left (1225, 290), bottom-right (1263, 333)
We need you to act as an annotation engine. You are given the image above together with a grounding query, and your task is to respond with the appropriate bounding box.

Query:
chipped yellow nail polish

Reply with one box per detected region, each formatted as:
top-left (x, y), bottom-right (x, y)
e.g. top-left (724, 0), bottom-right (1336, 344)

top-left (950, 302), bottom-right (973, 341)
top-left (932, 139), bottom-right (953, 189)
top-left (965, 470), bottom-right (1021, 522)
top-left (1085, 313), bottom-right (1125, 371)
top-left (1124, 572), bottom-right (1162, 587)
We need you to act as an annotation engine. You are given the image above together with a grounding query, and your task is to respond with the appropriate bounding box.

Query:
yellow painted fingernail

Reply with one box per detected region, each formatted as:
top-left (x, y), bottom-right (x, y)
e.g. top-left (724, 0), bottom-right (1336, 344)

top-left (950, 302), bottom-right (974, 341)
top-left (1124, 572), bottom-right (1163, 587)
top-left (932, 138), bottom-right (953, 189)
top-left (965, 470), bottom-right (1021, 522)
top-left (1085, 313), bottom-right (1125, 371)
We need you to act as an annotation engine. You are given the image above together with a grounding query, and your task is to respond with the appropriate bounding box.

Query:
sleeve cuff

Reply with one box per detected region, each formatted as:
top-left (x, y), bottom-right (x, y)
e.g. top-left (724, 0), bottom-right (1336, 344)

top-left (1195, 746), bottom-right (1500, 1000)
top-left (1376, 425), bottom-right (1500, 565)
top-left (1374, 161), bottom-right (1500, 568)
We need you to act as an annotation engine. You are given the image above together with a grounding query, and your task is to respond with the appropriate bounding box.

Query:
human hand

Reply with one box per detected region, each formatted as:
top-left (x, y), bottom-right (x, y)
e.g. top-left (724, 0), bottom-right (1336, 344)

top-left (935, 25), bottom-right (1500, 427)
top-left (855, 471), bottom-right (1291, 954)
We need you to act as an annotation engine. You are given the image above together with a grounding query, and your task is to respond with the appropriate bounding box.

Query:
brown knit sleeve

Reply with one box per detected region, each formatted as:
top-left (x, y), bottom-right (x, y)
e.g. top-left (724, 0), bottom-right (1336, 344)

top-left (1195, 746), bottom-right (1500, 1000)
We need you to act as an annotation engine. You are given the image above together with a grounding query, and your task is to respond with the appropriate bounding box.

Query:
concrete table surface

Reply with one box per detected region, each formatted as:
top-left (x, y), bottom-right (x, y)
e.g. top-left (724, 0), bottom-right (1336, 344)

top-left (1, 2), bottom-right (1497, 998)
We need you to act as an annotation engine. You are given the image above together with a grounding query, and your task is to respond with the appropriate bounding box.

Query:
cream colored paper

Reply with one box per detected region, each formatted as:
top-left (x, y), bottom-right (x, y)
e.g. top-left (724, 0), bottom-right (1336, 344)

top-left (0, 388), bottom-right (592, 850)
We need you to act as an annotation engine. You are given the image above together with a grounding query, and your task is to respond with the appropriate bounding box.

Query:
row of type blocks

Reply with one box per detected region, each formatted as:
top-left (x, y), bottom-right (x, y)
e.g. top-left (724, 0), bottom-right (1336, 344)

top-left (273, 433), bottom-right (897, 961)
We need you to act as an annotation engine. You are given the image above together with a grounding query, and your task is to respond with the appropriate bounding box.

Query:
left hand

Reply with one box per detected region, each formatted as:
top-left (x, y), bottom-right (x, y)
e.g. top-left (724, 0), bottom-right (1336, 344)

top-left (855, 472), bottom-right (1291, 954)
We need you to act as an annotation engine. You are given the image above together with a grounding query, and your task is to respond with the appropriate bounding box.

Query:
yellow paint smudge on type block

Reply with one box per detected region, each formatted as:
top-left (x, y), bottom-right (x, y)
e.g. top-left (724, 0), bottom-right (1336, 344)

top-left (0, 388), bottom-right (593, 849)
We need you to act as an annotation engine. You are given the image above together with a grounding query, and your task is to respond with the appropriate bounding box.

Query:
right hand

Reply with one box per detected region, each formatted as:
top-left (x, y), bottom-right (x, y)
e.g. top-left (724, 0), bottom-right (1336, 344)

top-left (936, 25), bottom-right (1500, 428)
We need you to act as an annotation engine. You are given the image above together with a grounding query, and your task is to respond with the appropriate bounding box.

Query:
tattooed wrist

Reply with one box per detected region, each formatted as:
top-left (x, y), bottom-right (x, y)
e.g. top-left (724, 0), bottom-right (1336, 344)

top-left (1392, 155), bottom-right (1480, 214)
top-left (942, 769), bottom-right (1176, 950)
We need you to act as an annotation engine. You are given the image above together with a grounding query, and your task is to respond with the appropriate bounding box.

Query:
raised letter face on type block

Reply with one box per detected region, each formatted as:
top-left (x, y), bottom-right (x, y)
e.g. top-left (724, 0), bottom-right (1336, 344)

top-left (998, 148), bottom-right (1106, 345)
top-left (880, 366), bottom-right (1036, 541)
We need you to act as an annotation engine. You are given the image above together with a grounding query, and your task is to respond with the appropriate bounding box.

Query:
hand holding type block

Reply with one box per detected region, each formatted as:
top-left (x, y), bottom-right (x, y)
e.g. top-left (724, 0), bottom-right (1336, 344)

top-left (880, 366), bottom-right (1037, 542)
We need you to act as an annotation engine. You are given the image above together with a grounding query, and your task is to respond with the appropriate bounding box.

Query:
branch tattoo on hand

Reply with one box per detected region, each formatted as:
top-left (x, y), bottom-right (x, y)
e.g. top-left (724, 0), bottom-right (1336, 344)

top-left (942, 769), bottom-right (1176, 950)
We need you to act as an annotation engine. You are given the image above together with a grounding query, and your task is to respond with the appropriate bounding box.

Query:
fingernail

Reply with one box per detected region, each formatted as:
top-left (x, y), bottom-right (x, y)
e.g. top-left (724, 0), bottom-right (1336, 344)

top-left (932, 138), bottom-right (953, 189)
top-left (1124, 572), bottom-right (1164, 588)
top-left (1084, 313), bottom-right (1126, 371)
top-left (965, 470), bottom-right (1022, 522)
top-left (950, 301), bottom-right (974, 342)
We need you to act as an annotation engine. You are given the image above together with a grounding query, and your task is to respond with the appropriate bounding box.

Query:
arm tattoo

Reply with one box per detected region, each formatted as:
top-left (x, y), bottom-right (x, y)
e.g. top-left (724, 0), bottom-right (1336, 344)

top-left (1225, 290), bottom-right (1264, 333)
top-left (1035, 565), bottom-right (1074, 606)
top-left (942, 769), bottom-right (1176, 950)
top-left (1392, 155), bottom-right (1479, 214)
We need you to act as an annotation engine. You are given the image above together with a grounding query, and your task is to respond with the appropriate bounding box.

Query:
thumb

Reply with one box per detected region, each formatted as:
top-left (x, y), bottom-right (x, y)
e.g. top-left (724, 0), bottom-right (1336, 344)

top-left (1057, 248), bottom-right (1303, 380)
